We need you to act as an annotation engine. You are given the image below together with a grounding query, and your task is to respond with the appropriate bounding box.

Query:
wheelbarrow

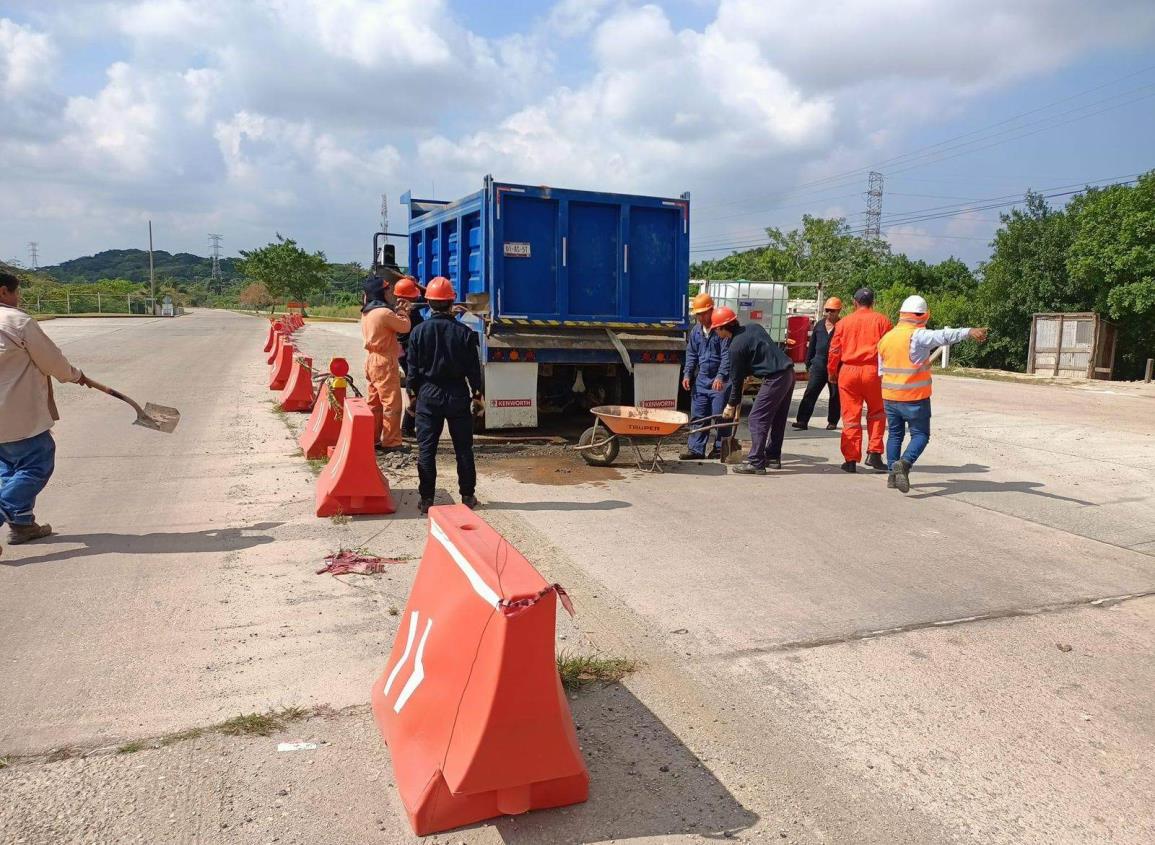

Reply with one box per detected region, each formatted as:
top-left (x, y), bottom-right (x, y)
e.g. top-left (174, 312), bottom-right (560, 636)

top-left (572, 405), bottom-right (737, 473)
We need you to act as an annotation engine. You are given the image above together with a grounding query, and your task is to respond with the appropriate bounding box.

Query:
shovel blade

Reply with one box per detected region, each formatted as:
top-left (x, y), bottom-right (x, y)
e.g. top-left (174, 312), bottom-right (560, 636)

top-left (720, 436), bottom-right (744, 464)
top-left (134, 403), bottom-right (181, 433)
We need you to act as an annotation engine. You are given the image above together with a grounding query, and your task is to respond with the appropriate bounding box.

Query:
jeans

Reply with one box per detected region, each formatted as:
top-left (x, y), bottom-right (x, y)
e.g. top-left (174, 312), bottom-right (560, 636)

top-left (746, 369), bottom-right (795, 469)
top-left (415, 383), bottom-right (476, 499)
top-left (885, 399), bottom-right (932, 470)
top-left (0, 430), bottom-right (56, 527)
top-left (795, 365), bottom-right (840, 426)
top-left (687, 378), bottom-right (731, 454)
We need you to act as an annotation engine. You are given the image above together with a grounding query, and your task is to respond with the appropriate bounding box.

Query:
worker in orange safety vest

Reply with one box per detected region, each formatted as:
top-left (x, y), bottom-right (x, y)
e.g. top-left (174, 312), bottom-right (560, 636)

top-left (878, 294), bottom-right (987, 493)
top-left (361, 276), bottom-right (411, 454)
top-left (827, 287), bottom-right (892, 473)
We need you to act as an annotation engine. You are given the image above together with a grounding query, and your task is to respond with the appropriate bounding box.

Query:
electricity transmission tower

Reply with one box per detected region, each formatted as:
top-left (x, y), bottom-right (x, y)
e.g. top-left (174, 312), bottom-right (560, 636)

top-left (380, 193), bottom-right (389, 235)
top-left (863, 171), bottom-right (884, 240)
top-left (27, 242), bottom-right (39, 270)
top-left (208, 233), bottom-right (223, 292)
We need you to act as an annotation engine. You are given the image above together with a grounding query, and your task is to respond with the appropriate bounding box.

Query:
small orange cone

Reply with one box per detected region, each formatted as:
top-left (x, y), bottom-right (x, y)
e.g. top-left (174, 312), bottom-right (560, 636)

top-left (269, 342), bottom-right (294, 391)
top-left (372, 506), bottom-right (588, 835)
top-left (278, 355), bottom-right (315, 412)
top-left (299, 360), bottom-right (349, 459)
top-left (315, 397), bottom-right (396, 517)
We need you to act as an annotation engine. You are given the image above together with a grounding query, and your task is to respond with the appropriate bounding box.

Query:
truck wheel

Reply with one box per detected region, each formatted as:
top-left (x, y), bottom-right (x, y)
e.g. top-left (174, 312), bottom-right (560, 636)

top-left (578, 427), bottom-right (619, 466)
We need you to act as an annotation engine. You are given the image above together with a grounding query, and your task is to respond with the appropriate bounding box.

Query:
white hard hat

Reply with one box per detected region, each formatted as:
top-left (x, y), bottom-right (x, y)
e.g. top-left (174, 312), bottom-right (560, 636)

top-left (900, 294), bottom-right (929, 314)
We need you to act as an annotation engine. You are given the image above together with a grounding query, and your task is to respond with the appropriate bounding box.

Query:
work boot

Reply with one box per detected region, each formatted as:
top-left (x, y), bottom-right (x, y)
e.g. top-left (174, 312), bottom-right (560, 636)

top-left (767, 458), bottom-right (782, 470)
top-left (892, 459), bottom-right (911, 494)
top-left (840, 461), bottom-right (857, 473)
top-left (790, 421), bottom-right (807, 430)
top-left (379, 443), bottom-right (410, 454)
top-left (887, 473), bottom-right (897, 489)
top-left (706, 447), bottom-right (721, 460)
top-left (732, 463), bottom-right (766, 475)
top-left (679, 449), bottom-right (705, 461)
top-left (864, 452), bottom-right (887, 472)
top-left (8, 522), bottom-right (52, 545)
top-left (418, 498), bottom-right (434, 515)
top-left (461, 494), bottom-right (478, 509)
top-left (825, 423), bottom-right (838, 430)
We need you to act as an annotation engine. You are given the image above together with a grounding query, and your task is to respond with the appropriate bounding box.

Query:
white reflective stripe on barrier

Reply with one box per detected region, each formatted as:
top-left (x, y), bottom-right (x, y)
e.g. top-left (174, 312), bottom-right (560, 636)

top-left (384, 611), bottom-right (420, 696)
top-left (393, 618), bottom-right (432, 713)
top-left (430, 520), bottom-right (501, 608)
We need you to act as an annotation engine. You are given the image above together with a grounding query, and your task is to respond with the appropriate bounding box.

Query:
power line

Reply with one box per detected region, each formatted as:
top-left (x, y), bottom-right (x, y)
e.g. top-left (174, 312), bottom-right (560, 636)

top-left (691, 63), bottom-right (1155, 222)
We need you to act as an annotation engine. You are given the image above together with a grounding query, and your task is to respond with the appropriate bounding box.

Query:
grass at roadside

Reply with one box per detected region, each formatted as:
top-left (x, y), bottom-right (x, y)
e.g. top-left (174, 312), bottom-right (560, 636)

top-left (114, 706), bottom-right (321, 754)
top-left (557, 651), bottom-right (638, 691)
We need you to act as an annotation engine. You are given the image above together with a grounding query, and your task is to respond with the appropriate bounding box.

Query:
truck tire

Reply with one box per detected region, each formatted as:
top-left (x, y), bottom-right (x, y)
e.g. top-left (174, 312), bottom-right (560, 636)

top-left (578, 426), bottom-right (619, 466)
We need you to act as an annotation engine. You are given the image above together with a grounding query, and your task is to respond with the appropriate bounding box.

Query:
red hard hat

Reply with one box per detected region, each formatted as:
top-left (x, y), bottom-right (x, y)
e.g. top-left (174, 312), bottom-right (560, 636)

top-left (424, 276), bottom-right (456, 301)
top-left (393, 277), bottom-right (420, 299)
top-left (710, 306), bottom-right (738, 331)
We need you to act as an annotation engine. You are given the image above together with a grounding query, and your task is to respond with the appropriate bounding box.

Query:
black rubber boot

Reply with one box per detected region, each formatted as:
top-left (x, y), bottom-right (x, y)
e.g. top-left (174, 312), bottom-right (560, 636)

top-left (840, 461), bottom-right (857, 473)
top-left (418, 498), bottom-right (434, 515)
top-left (461, 495), bottom-right (478, 509)
top-left (865, 452), bottom-right (887, 472)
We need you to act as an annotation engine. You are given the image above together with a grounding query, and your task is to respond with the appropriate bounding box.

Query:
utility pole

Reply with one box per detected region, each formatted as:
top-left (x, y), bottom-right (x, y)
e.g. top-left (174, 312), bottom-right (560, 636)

top-left (27, 241), bottom-right (39, 270)
top-left (208, 233), bottom-right (223, 293)
top-left (863, 171), bottom-right (884, 241)
top-left (148, 221), bottom-right (156, 310)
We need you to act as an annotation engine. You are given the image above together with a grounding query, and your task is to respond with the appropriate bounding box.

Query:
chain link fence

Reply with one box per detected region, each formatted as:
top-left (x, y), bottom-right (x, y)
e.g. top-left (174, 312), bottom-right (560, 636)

top-left (22, 293), bottom-right (159, 316)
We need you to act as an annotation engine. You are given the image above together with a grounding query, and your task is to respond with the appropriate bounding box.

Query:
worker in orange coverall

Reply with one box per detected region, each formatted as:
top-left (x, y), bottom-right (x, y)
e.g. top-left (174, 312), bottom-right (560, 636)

top-left (827, 287), bottom-right (892, 474)
top-left (361, 276), bottom-right (411, 454)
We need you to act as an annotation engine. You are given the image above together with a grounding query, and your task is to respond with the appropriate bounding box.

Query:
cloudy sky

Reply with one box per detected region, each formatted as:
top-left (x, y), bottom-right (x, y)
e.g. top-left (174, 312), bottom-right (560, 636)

top-left (2, 0), bottom-right (1154, 270)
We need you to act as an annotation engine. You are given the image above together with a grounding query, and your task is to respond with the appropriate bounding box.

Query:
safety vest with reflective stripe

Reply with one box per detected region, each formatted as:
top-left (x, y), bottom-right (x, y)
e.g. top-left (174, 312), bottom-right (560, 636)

top-left (879, 317), bottom-right (932, 401)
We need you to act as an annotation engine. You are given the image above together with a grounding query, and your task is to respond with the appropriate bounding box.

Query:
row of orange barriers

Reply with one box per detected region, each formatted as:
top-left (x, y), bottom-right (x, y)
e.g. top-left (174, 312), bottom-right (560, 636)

top-left (259, 317), bottom-right (588, 835)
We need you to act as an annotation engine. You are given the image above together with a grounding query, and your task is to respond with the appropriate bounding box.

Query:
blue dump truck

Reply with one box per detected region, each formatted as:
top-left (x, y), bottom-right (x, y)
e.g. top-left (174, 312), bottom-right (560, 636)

top-left (402, 176), bottom-right (690, 429)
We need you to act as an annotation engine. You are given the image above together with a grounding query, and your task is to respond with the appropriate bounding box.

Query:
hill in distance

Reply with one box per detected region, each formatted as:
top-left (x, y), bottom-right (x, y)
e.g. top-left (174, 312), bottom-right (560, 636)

top-left (38, 249), bottom-right (242, 285)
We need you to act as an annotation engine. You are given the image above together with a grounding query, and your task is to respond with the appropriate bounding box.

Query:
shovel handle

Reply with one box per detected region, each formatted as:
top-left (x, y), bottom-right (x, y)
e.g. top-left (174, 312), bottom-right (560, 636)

top-left (82, 377), bottom-right (146, 416)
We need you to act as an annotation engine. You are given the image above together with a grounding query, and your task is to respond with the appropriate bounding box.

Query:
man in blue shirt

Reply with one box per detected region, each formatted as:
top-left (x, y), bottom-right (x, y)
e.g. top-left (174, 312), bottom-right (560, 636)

top-left (680, 292), bottom-right (732, 460)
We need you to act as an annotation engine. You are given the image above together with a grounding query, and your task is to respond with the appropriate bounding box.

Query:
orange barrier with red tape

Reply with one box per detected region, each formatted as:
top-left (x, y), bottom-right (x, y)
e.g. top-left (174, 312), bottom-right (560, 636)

top-left (371, 505), bottom-right (588, 835)
top-left (315, 397), bottom-right (395, 516)
top-left (299, 360), bottom-right (349, 459)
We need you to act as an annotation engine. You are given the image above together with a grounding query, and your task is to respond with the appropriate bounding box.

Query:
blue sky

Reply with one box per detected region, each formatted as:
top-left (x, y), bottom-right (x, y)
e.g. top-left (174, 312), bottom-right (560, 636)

top-left (2, 0), bottom-right (1153, 272)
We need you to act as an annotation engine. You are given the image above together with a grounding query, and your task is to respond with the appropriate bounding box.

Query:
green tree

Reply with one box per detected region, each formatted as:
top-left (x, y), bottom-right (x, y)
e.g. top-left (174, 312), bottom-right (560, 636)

top-left (238, 235), bottom-right (329, 304)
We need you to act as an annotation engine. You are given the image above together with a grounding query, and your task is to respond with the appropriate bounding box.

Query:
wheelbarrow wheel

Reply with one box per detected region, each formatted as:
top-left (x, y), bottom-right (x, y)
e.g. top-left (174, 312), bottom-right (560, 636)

top-left (578, 426), bottom-right (619, 466)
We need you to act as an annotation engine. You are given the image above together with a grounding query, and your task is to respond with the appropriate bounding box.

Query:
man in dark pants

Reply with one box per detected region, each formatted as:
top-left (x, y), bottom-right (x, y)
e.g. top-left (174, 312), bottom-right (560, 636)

top-left (792, 297), bottom-right (842, 431)
top-left (714, 308), bottom-right (796, 475)
top-left (405, 276), bottom-right (484, 514)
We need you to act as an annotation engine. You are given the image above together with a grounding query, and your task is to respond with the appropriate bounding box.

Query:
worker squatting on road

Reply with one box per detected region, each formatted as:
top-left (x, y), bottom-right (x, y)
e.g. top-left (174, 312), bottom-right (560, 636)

top-left (361, 276), bottom-right (411, 454)
top-left (0, 270), bottom-right (87, 556)
top-left (680, 292), bottom-right (733, 460)
top-left (393, 277), bottom-right (425, 439)
top-left (793, 297), bottom-right (842, 431)
top-left (879, 295), bottom-right (987, 493)
top-left (828, 288), bottom-right (893, 474)
top-left (714, 307), bottom-right (796, 475)
top-left (405, 276), bottom-right (485, 515)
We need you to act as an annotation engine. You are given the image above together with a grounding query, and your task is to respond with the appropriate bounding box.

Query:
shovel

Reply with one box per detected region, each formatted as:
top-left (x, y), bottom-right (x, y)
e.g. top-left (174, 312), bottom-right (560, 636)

top-left (83, 378), bottom-right (181, 433)
top-left (719, 401), bottom-right (744, 465)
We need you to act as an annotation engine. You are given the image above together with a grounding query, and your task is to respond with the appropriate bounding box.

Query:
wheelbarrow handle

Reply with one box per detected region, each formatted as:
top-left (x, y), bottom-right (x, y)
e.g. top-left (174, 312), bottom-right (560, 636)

top-left (687, 413), bottom-right (728, 425)
top-left (685, 420), bottom-right (739, 435)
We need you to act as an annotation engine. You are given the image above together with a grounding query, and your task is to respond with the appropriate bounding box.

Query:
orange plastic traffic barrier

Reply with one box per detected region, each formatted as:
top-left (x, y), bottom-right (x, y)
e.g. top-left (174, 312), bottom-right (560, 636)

top-left (266, 329), bottom-right (284, 365)
top-left (278, 355), bottom-right (315, 412)
top-left (269, 342), bottom-right (294, 391)
top-left (299, 359), bottom-right (349, 459)
top-left (263, 320), bottom-right (277, 352)
top-left (372, 506), bottom-right (588, 835)
top-left (315, 397), bottom-right (396, 516)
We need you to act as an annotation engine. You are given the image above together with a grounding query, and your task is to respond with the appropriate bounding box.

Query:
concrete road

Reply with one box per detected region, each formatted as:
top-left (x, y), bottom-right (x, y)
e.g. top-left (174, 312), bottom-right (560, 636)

top-left (2, 310), bottom-right (1152, 844)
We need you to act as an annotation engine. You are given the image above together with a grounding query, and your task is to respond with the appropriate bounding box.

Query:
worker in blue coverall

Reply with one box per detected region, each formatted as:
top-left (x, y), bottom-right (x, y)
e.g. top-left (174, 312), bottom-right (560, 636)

top-left (680, 292), bottom-right (732, 460)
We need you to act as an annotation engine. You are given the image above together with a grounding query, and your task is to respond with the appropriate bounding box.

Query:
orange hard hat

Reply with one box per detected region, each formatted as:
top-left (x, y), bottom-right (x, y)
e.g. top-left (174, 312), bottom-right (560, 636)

top-left (393, 277), bottom-right (420, 299)
top-left (690, 292), bottom-right (714, 314)
top-left (824, 297), bottom-right (843, 311)
top-left (710, 306), bottom-right (738, 331)
top-left (424, 276), bottom-right (456, 301)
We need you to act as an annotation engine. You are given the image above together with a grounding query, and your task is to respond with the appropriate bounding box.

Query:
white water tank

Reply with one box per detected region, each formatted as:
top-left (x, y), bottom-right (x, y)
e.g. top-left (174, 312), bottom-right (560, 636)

top-left (700, 280), bottom-right (789, 341)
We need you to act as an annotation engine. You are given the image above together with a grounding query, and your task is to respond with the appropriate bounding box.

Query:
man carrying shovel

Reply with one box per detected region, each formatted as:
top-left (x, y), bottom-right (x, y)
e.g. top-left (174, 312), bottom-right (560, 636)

top-left (0, 269), bottom-right (87, 554)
